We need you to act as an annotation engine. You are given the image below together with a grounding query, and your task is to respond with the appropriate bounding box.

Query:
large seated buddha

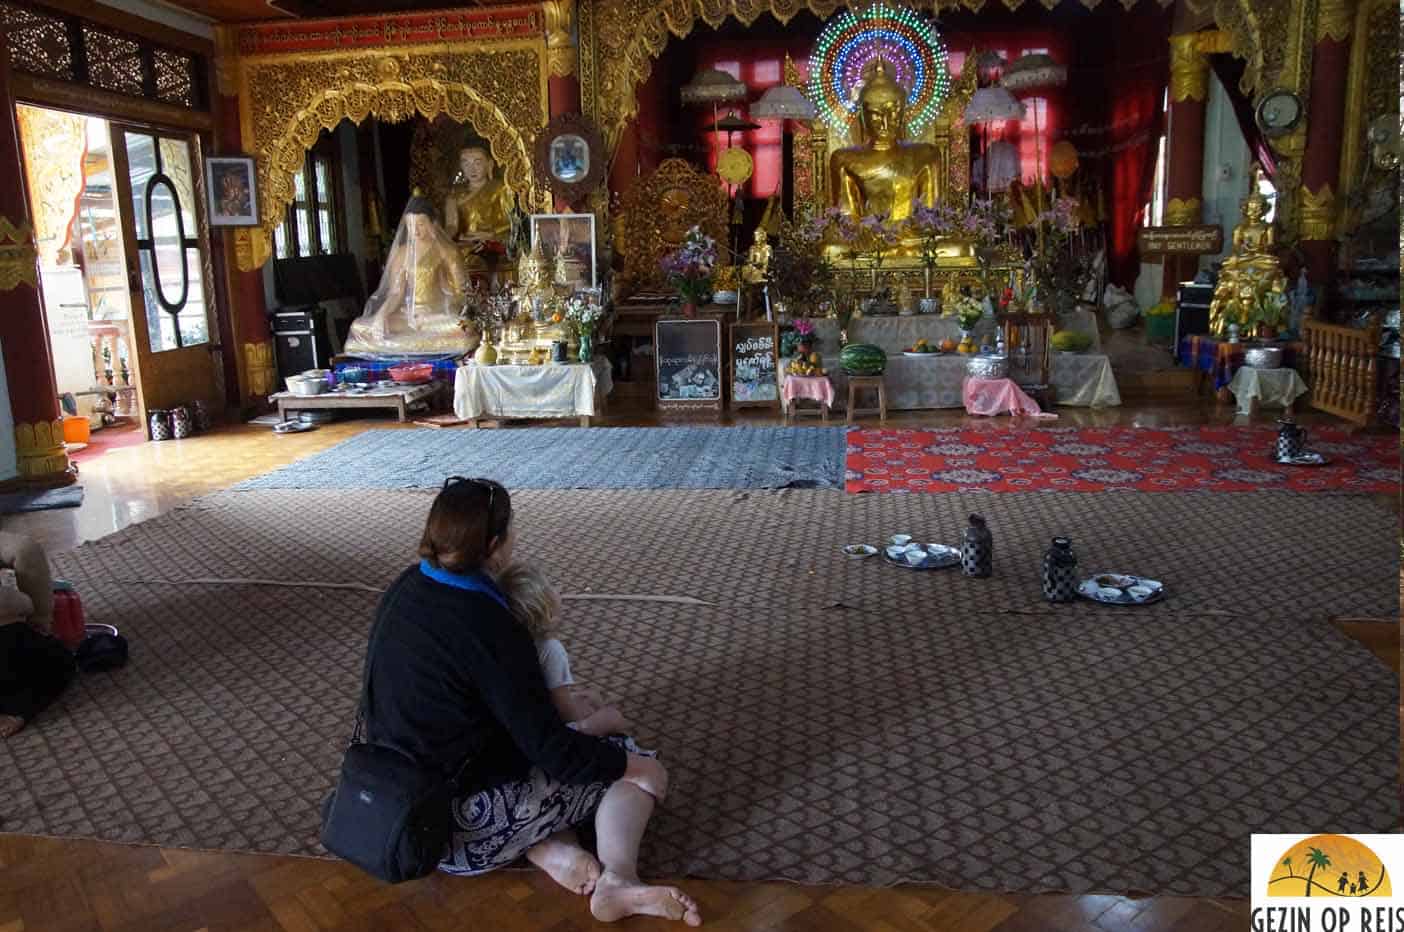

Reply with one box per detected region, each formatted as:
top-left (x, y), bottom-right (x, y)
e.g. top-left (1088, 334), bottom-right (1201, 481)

top-left (826, 60), bottom-right (971, 261)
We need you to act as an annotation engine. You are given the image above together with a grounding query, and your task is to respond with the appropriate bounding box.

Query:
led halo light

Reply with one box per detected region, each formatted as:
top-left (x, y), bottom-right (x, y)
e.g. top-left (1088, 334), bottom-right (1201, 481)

top-left (808, 2), bottom-right (951, 136)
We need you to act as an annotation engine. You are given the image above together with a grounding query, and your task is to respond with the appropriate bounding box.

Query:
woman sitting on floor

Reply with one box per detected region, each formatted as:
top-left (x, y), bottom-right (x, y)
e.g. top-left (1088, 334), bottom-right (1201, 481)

top-left (363, 477), bottom-right (700, 926)
top-left (0, 531), bottom-right (75, 738)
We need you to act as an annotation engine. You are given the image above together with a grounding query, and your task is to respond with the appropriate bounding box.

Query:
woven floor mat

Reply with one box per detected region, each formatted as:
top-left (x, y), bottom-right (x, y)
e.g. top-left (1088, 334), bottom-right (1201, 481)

top-left (5, 488), bottom-right (1394, 897)
top-left (54, 488), bottom-right (1399, 625)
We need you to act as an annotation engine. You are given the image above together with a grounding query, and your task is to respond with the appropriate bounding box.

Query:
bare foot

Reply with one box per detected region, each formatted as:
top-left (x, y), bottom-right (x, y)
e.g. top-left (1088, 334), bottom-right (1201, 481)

top-left (525, 836), bottom-right (602, 896)
top-left (0, 716), bottom-right (24, 739)
top-left (590, 869), bottom-right (701, 926)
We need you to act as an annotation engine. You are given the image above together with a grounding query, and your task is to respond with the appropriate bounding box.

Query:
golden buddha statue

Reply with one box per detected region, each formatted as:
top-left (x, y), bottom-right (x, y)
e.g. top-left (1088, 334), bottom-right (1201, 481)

top-left (741, 228), bottom-right (772, 284)
top-left (444, 145), bottom-right (514, 272)
top-left (344, 194), bottom-right (473, 356)
top-left (831, 60), bottom-right (942, 224)
top-left (1208, 166), bottom-right (1287, 336)
top-left (826, 60), bottom-right (971, 263)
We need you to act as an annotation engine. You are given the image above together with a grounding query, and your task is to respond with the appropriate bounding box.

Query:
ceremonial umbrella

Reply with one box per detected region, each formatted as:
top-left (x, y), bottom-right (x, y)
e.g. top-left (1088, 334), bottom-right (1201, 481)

top-left (750, 85), bottom-right (818, 123)
top-left (1001, 53), bottom-right (1066, 185)
top-left (964, 86), bottom-right (1025, 192)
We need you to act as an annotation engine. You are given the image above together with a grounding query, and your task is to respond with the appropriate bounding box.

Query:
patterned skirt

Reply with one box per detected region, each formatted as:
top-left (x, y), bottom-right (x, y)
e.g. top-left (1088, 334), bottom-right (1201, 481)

top-left (439, 735), bottom-right (654, 876)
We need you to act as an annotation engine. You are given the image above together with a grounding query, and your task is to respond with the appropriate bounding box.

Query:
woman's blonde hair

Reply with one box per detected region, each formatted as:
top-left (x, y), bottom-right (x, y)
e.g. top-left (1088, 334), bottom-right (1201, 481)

top-left (495, 562), bottom-right (560, 639)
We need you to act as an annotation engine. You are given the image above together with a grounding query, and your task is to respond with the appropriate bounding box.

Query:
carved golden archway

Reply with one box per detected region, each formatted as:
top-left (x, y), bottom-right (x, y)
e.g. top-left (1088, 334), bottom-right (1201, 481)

top-left (229, 26), bottom-right (549, 271)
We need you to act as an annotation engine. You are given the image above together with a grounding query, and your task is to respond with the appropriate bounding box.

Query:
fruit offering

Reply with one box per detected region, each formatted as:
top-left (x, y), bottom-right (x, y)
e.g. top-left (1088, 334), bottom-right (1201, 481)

top-left (786, 353), bottom-right (826, 377)
top-left (905, 338), bottom-right (939, 354)
top-left (839, 343), bottom-right (887, 375)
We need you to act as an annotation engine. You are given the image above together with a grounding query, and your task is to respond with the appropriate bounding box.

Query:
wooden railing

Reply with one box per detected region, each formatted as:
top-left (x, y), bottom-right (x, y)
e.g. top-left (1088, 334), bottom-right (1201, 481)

top-left (1301, 317), bottom-right (1380, 426)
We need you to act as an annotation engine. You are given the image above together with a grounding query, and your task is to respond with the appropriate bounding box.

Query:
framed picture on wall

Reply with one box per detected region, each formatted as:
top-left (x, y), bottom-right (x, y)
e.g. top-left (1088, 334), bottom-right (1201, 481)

top-left (205, 156), bottom-right (259, 226)
top-left (530, 212), bottom-right (596, 289)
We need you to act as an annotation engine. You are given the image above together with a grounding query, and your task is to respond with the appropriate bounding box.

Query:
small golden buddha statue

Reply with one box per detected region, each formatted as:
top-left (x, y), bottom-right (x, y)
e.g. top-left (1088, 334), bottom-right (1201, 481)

top-left (1208, 166), bottom-right (1287, 336)
top-left (830, 60), bottom-right (942, 224)
top-left (444, 145), bottom-right (514, 271)
top-left (741, 228), bottom-right (772, 284)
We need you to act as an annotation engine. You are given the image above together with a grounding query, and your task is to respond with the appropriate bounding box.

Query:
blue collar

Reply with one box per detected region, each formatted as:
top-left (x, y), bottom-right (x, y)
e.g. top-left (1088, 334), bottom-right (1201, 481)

top-left (418, 559), bottom-right (509, 610)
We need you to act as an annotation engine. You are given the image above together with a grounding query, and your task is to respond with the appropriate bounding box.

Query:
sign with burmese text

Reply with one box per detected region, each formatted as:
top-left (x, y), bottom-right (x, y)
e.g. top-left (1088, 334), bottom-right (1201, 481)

top-left (656, 318), bottom-right (722, 412)
top-left (731, 321), bottom-right (779, 408)
top-left (1137, 225), bottom-right (1224, 255)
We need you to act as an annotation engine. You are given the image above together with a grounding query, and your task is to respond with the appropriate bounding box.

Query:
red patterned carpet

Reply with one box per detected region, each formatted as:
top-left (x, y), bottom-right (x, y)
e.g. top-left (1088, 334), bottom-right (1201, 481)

top-left (845, 425), bottom-right (1401, 493)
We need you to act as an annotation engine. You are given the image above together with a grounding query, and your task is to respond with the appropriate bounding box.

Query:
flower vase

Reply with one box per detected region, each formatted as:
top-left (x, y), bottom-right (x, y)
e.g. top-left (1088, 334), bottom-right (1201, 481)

top-left (577, 330), bottom-right (594, 363)
top-left (681, 301), bottom-right (697, 318)
top-left (1227, 323), bottom-right (1241, 344)
top-left (923, 266), bottom-right (933, 299)
top-left (1259, 324), bottom-right (1277, 341)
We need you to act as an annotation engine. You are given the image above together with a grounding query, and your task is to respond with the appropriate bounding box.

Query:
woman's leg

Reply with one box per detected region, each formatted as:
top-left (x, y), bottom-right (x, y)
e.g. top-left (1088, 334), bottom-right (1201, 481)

top-left (525, 828), bottom-right (601, 895)
top-left (589, 781), bottom-right (701, 926)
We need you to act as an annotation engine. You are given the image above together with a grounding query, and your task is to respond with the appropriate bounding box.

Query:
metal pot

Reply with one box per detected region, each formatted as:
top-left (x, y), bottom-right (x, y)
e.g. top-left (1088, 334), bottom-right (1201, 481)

top-left (286, 376), bottom-right (327, 396)
top-left (1243, 346), bottom-right (1283, 369)
top-left (966, 355), bottom-right (1009, 380)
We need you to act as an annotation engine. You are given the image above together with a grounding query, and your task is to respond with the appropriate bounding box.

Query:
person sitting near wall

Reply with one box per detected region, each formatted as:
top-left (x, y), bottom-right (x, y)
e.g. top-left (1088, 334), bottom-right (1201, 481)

top-left (0, 531), bottom-right (75, 738)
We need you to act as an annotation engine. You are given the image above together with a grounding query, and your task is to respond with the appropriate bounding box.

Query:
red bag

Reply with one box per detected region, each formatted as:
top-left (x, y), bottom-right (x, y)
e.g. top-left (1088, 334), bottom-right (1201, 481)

top-left (51, 589), bottom-right (85, 650)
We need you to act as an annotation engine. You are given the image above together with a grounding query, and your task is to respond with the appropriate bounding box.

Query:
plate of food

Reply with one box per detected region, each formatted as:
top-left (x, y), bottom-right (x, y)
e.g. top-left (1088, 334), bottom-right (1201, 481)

top-left (1077, 574), bottom-right (1165, 606)
top-left (903, 339), bottom-right (942, 357)
top-left (842, 544), bottom-right (878, 559)
top-left (882, 542), bottom-right (959, 570)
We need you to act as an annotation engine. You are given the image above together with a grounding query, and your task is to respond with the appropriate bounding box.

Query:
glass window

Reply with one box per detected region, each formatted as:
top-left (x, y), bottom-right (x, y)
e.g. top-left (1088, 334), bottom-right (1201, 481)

top-left (280, 141), bottom-right (343, 257)
top-left (124, 132), bottom-right (155, 240)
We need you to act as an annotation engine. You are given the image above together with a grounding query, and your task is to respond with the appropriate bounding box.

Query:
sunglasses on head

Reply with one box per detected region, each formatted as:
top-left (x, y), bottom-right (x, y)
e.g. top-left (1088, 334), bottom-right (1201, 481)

top-left (442, 476), bottom-right (503, 547)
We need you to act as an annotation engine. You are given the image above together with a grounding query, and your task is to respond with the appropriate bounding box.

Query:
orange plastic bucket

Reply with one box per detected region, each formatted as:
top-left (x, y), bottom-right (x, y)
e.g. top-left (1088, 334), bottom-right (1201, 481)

top-left (62, 414), bottom-right (90, 444)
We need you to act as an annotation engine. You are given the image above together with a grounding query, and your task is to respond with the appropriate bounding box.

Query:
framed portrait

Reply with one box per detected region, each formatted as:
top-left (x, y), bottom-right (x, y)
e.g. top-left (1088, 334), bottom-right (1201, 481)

top-left (530, 212), bottom-right (597, 289)
top-left (533, 113), bottom-right (605, 208)
top-left (205, 157), bottom-right (259, 226)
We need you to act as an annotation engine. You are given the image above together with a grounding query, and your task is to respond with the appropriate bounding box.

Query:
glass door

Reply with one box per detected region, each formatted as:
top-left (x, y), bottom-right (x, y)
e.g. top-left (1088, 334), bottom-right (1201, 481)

top-left (110, 124), bottom-right (223, 420)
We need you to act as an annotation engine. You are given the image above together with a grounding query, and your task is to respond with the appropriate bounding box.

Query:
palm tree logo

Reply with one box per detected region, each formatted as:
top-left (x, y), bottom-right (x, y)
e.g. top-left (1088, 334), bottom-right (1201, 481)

top-left (1267, 836), bottom-right (1390, 898)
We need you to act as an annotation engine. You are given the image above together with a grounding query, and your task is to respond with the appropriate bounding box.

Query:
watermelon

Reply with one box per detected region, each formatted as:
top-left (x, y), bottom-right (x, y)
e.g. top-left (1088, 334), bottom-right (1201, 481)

top-left (839, 343), bottom-right (887, 375)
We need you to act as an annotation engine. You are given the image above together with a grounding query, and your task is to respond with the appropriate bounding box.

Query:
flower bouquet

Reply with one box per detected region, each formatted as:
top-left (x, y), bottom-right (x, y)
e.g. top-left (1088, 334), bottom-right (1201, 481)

top-left (563, 295), bottom-right (604, 362)
top-left (660, 226), bottom-right (718, 316)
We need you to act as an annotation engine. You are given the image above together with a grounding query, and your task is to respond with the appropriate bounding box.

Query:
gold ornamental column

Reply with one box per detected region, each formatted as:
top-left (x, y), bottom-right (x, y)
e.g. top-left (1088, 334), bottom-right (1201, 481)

top-left (0, 26), bottom-right (71, 485)
top-left (1298, 0), bottom-right (1354, 293)
top-left (1162, 33), bottom-right (1211, 299)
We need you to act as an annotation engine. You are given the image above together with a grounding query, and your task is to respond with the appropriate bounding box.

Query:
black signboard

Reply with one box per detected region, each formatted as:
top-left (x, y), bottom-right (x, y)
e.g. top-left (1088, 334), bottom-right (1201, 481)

top-left (656, 318), bottom-right (723, 412)
top-left (730, 321), bottom-right (780, 409)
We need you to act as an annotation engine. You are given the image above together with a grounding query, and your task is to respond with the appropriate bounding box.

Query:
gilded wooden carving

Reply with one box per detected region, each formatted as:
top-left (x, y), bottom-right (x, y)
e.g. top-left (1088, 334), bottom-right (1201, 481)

top-left (1168, 33), bottom-right (1209, 103)
top-left (544, 0), bottom-right (576, 77)
top-left (0, 216), bottom-right (38, 291)
top-left (617, 158), bottom-right (728, 291)
top-left (231, 11), bottom-right (549, 271)
top-left (1297, 184), bottom-right (1337, 240)
top-left (1165, 197), bottom-right (1203, 227)
top-left (1335, 0), bottom-right (1397, 238)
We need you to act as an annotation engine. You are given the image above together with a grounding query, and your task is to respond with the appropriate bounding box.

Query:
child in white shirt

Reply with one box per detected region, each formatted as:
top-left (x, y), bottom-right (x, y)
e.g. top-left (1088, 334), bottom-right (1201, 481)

top-left (496, 562), bottom-right (629, 737)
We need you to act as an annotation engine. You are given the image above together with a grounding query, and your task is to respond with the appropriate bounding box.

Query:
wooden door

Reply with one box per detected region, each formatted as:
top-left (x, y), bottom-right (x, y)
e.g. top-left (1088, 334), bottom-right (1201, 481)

top-left (110, 125), bottom-right (223, 422)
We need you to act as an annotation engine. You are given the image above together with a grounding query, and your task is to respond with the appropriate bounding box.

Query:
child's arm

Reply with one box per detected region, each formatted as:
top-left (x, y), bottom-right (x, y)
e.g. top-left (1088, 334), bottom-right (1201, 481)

top-left (549, 685), bottom-right (598, 725)
top-left (570, 703), bottom-right (630, 737)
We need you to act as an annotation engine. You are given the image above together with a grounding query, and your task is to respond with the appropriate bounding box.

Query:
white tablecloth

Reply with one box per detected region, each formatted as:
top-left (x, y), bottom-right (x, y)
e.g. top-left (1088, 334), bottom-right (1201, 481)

top-left (454, 358), bottom-right (612, 420)
top-left (1227, 366), bottom-right (1308, 415)
top-left (820, 352), bottom-right (1120, 409)
top-left (807, 310), bottom-right (1101, 354)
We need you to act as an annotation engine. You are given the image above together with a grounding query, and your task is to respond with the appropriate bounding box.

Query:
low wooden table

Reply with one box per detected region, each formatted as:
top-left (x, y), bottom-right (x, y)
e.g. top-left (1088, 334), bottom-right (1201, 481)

top-left (271, 381), bottom-right (444, 423)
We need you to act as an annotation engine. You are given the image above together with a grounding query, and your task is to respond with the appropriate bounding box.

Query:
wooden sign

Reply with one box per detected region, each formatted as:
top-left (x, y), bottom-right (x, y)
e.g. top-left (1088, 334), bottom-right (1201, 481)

top-left (656, 318), bottom-right (723, 412)
top-left (1137, 225), bottom-right (1224, 255)
top-left (730, 321), bottom-right (780, 409)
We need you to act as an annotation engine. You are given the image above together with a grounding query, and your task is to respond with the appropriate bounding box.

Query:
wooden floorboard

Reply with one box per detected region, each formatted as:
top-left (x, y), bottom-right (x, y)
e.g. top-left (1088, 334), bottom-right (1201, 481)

top-left (2, 401), bottom-right (1395, 930)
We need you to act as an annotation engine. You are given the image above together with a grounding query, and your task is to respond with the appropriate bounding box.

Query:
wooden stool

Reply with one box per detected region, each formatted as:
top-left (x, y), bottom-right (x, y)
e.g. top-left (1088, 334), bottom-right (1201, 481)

top-left (846, 375), bottom-right (887, 425)
top-left (784, 397), bottom-right (830, 424)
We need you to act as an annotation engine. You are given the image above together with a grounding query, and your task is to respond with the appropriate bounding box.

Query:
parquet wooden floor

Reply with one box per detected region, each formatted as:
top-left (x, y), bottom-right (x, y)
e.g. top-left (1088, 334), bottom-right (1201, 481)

top-left (3, 401), bottom-right (1396, 931)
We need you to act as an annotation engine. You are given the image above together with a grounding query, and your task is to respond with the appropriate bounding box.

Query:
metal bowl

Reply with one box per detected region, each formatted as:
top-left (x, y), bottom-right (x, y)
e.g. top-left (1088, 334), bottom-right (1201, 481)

top-left (1243, 346), bottom-right (1283, 369)
top-left (966, 354), bottom-right (1009, 379)
top-left (286, 376), bottom-right (328, 396)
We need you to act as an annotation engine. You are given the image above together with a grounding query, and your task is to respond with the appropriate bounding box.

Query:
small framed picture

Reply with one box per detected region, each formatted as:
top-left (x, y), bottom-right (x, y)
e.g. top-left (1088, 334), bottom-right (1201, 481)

top-left (533, 113), bottom-right (606, 208)
top-left (530, 212), bottom-right (597, 289)
top-left (205, 156), bottom-right (259, 226)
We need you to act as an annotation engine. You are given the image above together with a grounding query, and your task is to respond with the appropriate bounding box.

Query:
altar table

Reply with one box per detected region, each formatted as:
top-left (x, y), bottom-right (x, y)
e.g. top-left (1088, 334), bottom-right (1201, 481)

top-left (453, 358), bottom-right (612, 426)
top-left (1177, 336), bottom-right (1302, 394)
top-left (821, 352), bottom-right (1119, 410)
top-left (1226, 367), bottom-right (1309, 416)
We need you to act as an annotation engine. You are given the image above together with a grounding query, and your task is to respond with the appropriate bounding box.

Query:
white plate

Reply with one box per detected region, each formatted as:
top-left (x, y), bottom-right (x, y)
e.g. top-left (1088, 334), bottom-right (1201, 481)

top-left (903, 351), bottom-right (942, 358)
top-left (1077, 574), bottom-right (1165, 606)
top-left (843, 544), bottom-right (877, 559)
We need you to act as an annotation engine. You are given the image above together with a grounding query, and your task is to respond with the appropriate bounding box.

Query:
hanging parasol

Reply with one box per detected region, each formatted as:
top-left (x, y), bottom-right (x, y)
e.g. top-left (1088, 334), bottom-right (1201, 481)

top-left (963, 85), bottom-right (1025, 124)
top-left (680, 68), bottom-right (748, 104)
top-left (1001, 53), bottom-right (1067, 93)
top-left (750, 85), bottom-right (818, 122)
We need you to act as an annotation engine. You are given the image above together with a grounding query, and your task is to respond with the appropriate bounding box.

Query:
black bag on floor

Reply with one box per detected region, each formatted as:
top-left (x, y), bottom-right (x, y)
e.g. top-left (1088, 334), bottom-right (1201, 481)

top-left (319, 613), bottom-right (468, 884)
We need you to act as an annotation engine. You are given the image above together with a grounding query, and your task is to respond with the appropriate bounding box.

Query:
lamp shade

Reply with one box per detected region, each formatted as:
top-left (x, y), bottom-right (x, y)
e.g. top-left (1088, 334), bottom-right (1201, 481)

top-left (681, 68), bottom-right (748, 104)
top-left (750, 85), bottom-right (818, 122)
top-left (964, 86), bottom-right (1025, 124)
top-left (1002, 53), bottom-right (1067, 93)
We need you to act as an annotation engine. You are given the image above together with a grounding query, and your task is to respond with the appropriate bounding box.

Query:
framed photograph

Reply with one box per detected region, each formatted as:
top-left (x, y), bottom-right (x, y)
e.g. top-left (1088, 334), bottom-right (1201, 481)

top-left (655, 317), bottom-right (723, 413)
top-left (205, 156), bottom-right (259, 227)
top-left (533, 113), bottom-right (606, 208)
top-left (530, 212), bottom-right (596, 289)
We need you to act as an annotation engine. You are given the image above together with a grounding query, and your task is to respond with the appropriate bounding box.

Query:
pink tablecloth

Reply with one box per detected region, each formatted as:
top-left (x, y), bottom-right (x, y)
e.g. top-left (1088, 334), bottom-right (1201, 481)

top-left (962, 377), bottom-right (1057, 418)
top-left (783, 375), bottom-right (835, 409)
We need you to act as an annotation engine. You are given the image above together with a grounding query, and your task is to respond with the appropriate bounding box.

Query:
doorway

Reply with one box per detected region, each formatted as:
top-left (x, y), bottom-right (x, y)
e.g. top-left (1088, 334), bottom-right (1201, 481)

top-left (17, 104), bottom-right (223, 451)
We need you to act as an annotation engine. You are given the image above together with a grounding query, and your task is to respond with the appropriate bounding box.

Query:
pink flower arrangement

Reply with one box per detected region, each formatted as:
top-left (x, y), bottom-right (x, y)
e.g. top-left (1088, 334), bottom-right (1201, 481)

top-left (660, 226), bottom-right (718, 306)
top-left (792, 317), bottom-right (816, 340)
